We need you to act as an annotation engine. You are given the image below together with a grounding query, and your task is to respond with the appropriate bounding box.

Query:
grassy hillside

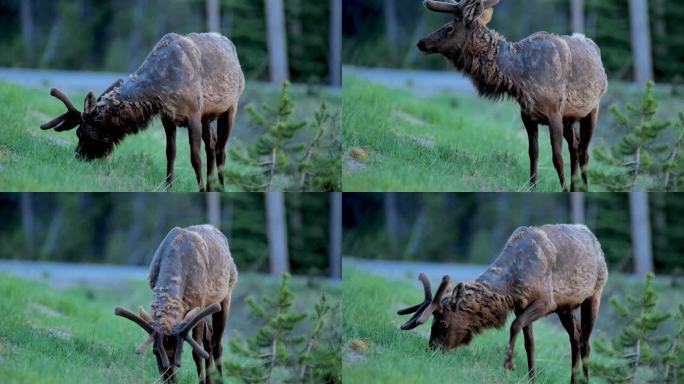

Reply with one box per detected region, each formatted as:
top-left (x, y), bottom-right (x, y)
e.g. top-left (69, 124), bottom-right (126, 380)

top-left (0, 272), bottom-right (340, 384)
top-left (0, 81), bottom-right (339, 191)
top-left (342, 75), bottom-right (684, 192)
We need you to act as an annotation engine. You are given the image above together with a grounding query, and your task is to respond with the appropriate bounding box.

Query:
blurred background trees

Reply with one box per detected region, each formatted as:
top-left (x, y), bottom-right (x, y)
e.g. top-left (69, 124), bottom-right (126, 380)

top-left (343, 0), bottom-right (684, 83)
top-left (0, 0), bottom-right (340, 85)
top-left (343, 193), bottom-right (684, 276)
top-left (0, 192), bottom-right (342, 278)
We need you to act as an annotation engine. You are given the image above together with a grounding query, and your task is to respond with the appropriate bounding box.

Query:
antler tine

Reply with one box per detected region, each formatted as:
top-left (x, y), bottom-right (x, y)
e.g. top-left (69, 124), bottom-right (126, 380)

top-left (178, 303), bottom-right (222, 334)
top-left (135, 335), bottom-right (154, 354)
top-left (397, 272), bottom-right (432, 315)
top-left (399, 275), bottom-right (453, 330)
top-left (49, 88), bottom-right (80, 114)
top-left (423, 0), bottom-right (463, 14)
top-left (114, 307), bottom-right (155, 335)
top-left (40, 112), bottom-right (69, 130)
top-left (184, 333), bottom-right (210, 359)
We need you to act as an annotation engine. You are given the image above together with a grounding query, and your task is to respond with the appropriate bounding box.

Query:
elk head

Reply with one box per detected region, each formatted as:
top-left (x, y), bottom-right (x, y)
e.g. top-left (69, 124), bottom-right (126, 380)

top-left (398, 273), bottom-right (474, 350)
top-left (417, 0), bottom-right (500, 56)
top-left (114, 303), bottom-right (221, 382)
top-left (40, 79), bottom-right (124, 161)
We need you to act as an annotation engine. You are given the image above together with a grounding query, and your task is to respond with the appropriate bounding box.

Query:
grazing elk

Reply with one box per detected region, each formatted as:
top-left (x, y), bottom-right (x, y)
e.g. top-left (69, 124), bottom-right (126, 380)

top-left (398, 224), bottom-right (608, 383)
top-left (40, 32), bottom-right (245, 192)
top-left (115, 225), bottom-right (238, 383)
top-left (418, 0), bottom-right (608, 191)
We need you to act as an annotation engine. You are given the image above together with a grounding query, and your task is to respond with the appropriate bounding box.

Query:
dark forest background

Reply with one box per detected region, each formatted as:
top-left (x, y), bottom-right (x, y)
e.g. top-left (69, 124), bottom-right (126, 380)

top-left (0, 193), bottom-right (339, 277)
top-left (343, 193), bottom-right (684, 275)
top-left (343, 0), bottom-right (684, 83)
top-left (0, 0), bottom-right (335, 84)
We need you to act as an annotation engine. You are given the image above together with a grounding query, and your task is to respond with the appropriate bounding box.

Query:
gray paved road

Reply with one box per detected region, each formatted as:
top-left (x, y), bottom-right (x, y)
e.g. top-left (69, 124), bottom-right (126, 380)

top-left (0, 260), bottom-right (148, 287)
top-left (344, 65), bottom-right (477, 96)
top-left (343, 257), bottom-right (486, 285)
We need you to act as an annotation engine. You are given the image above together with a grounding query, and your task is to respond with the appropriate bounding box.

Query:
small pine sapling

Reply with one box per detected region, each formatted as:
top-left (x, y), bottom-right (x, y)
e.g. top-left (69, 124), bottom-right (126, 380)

top-left (663, 112), bottom-right (684, 190)
top-left (591, 273), bottom-right (678, 383)
top-left (228, 273), bottom-right (307, 382)
top-left (298, 293), bottom-right (342, 383)
top-left (591, 81), bottom-right (675, 191)
top-left (299, 102), bottom-right (341, 191)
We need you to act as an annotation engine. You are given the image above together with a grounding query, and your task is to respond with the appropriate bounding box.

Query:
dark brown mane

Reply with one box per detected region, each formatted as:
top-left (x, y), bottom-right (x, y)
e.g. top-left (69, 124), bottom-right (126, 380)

top-left (455, 282), bottom-right (513, 334)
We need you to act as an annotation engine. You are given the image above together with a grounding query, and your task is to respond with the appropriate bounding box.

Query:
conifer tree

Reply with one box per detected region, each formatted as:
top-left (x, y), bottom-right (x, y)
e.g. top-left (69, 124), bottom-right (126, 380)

top-left (591, 81), bottom-right (683, 191)
top-left (591, 273), bottom-right (683, 383)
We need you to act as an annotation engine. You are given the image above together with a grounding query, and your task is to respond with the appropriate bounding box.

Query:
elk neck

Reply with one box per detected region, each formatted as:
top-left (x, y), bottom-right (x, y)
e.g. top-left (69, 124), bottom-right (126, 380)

top-left (150, 272), bottom-right (186, 333)
top-left (96, 87), bottom-right (163, 142)
top-left (448, 22), bottom-right (523, 106)
top-left (455, 282), bottom-right (514, 334)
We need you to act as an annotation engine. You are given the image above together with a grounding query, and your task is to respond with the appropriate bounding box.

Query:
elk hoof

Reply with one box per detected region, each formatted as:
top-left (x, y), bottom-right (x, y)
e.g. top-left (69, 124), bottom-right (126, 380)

top-left (503, 358), bottom-right (515, 371)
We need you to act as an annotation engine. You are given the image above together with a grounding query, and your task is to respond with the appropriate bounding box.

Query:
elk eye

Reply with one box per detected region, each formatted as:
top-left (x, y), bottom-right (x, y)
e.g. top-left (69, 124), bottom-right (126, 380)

top-left (440, 320), bottom-right (449, 328)
top-left (446, 25), bottom-right (455, 34)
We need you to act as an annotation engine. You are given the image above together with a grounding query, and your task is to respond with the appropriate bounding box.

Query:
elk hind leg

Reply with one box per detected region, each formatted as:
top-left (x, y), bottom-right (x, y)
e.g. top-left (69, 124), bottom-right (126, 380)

top-left (188, 113), bottom-right (205, 192)
top-left (202, 120), bottom-right (217, 191)
top-left (580, 292), bottom-right (601, 380)
top-left (523, 324), bottom-right (536, 380)
top-left (212, 294), bottom-right (231, 377)
top-left (216, 103), bottom-right (237, 188)
top-left (563, 120), bottom-right (579, 191)
top-left (579, 107), bottom-right (598, 189)
top-left (549, 113), bottom-right (567, 191)
top-left (522, 112), bottom-right (539, 189)
top-left (558, 310), bottom-right (581, 384)
top-left (192, 325), bottom-right (207, 384)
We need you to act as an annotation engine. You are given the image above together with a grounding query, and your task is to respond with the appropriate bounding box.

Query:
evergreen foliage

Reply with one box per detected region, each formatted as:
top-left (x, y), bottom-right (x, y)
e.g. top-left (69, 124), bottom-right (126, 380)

top-left (591, 81), bottom-right (684, 191)
top-left (226, 273), bottom-right (341, 383)
top-left (591, 273), bottom-right (684, 383)
top-left (226, 81), bottom-right (341, 191)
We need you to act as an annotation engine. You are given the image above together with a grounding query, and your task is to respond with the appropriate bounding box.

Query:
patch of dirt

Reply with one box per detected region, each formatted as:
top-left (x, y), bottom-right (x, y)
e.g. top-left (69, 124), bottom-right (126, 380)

top-left (410, 136), bottom-right (437, 147)
top-left (29, 302), bottom-right (65, 318)
top-left (46, 328), bottom-right (71, 340)
top-left (393, 110), bottom-right (431, 127)
top-left (345, 339), bottom-right (370, 364)
top-left (345, 159), bottom-right (367, 172)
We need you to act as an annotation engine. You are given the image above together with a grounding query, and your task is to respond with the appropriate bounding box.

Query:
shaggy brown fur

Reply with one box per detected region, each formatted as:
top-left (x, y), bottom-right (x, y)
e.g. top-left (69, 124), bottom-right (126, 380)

top-left (41, 32), bottom-right (245, 192)
top-left (399, 224), bottom-right (608, 384)
top-left (115, 225), bottom-right (238, 384)
top-left (418, 0), bottom-right (608, 191)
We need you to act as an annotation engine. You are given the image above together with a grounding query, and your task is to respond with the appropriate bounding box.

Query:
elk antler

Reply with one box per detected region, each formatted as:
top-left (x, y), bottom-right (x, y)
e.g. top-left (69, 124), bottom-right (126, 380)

top-left (423, 0), bottom-right (463, 14)
top-left (398, 274), bottom-right (452, 330)
top-left (40, 88), bottom-right (82, 132)
top-left (423, 0), bottom-right (499, 14)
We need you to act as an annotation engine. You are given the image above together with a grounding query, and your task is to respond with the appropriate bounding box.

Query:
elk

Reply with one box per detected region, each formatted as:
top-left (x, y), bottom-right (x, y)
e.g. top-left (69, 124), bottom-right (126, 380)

top-left (398, 224), bottom-right (608, 384)
top-left (115, 225), bottom-right (238, 383)
top-left (418, 0), bottom-right (608, 191)
top-left (40, 32), bottom-right (245, 192)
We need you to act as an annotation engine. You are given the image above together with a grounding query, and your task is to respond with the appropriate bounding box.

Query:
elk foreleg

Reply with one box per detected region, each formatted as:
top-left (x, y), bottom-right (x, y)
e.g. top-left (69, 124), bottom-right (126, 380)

top-left (187, 113), bottom-right (205, 192)
top-left (191, 327), bottom-right (207, 384)
top-left (162, 118), bottom-right (177, 190)
top-left (521, 112), bottom-right (539, 189)
top-left (212, 294), bottom-right (231, 377)
top-left (523, 324), bottom-right (536, 380)
top-left (504, 300), bottom-right (550, 372)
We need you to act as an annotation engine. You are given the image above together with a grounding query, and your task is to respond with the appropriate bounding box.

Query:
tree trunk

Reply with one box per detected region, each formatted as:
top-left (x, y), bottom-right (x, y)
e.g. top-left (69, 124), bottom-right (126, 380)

top-left (630, 191), bottom-right (653, 276)
top-left (265, 192), bottom-right (289, 275)
top-left (20, 0), bottom-right (34, 50)
top-left (629, 0), bottom-right (653, 84)
top-left (384, 0), bottom-right (399, 59)
top-left (264, 0), bottom-right (289, 83)
top-left (329, 192), bottom-right (342, 279)
top-left (20, 194), bottom-right (34, 255)
top-left (329, 0), bottom-right (342, 86)
top-left (207, 0), bottom-right (220, 32)
top-left (384, 193), bottom-right (399, 256)
top-left (570, 0), bottom-right (584, 34)
top-left (207, 193), bottom-right (221, 229)
top-left (570, 193), bottom-right (585, 224)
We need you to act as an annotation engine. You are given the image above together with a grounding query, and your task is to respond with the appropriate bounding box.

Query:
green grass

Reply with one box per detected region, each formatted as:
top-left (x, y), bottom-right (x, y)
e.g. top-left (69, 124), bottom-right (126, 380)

top-left (0, 272), bottom-right (341, 384)
top-left (0, 81), bottom-right (340, 191)
top-left (342, 75), bottom-right (684, 192)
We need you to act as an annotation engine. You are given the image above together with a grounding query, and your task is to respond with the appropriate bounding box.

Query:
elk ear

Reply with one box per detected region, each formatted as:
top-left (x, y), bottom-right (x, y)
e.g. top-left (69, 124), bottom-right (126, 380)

top-left (479, 8), bottom-right (493, 24)
top-left (463, 0), bottom-right (484, 21)
top-left (449, 283), bottom-right (465, 310)
top-left (84, 91), bottom-right (97, 113)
